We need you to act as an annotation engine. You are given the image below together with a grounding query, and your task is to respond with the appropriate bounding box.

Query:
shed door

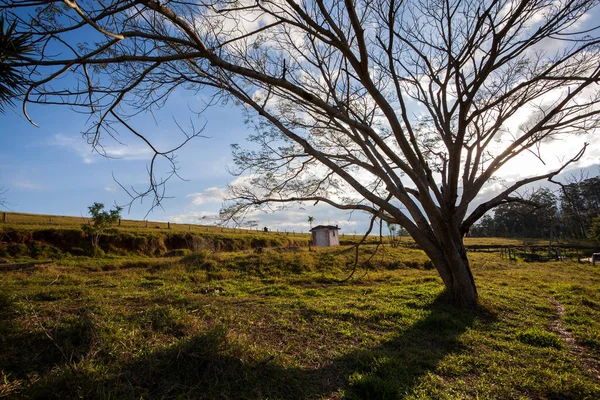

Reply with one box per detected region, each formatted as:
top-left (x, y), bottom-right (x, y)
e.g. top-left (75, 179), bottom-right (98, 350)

top-left (315, 230), bottom-right (329, 246)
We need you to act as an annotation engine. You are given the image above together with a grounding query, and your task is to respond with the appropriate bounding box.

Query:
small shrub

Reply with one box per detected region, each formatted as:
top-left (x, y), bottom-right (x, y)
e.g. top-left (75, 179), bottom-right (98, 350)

top-left (516, 329), bottom-right (563, 349)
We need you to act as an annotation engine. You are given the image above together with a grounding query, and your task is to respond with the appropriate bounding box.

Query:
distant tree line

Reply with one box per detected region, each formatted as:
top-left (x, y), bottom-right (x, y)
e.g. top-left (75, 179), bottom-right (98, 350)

top-left (471, 176), bottom-right (600, 240)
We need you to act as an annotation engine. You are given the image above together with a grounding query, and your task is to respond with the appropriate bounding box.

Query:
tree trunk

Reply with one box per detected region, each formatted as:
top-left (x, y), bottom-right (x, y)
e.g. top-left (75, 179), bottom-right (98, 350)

top-left (426, 236), bottom-right (478, 309)
top-left (444, 252), bottom-right (478, 309)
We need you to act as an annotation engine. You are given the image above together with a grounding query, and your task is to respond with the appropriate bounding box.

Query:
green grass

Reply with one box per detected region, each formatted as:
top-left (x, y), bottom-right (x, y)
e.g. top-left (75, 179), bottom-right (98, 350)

top-left (1, 247), bottom-right (599, 399)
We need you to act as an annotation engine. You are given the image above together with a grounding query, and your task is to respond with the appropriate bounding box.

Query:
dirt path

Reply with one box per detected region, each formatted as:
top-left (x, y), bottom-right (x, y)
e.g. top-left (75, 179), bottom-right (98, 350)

top-left (549, 298), bottom-right (600, 382)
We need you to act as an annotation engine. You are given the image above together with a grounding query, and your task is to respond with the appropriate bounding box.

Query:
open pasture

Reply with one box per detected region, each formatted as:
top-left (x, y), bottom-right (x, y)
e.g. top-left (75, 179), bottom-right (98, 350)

top-left (1, 247), bottom-right (599, 399)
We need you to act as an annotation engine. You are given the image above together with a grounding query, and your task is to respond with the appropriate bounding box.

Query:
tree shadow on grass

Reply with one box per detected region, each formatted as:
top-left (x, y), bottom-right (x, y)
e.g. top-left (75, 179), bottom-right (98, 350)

top-left (0, 304), bottom-right (97, 385)
top-left (19, 293), bottom-right (494, 399)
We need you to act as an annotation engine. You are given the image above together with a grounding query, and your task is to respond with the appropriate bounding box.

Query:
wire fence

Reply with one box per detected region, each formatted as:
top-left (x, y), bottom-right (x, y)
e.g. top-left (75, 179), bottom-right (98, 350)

top-left (0, 211), bottom-right (342, 238)
top-left (495, 245), bottom-right (593, 262)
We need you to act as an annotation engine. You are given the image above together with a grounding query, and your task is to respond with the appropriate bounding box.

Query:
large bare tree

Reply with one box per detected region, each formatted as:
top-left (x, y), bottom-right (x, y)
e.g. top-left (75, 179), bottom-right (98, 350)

top-left (2, 0), bottom-right (600, 307)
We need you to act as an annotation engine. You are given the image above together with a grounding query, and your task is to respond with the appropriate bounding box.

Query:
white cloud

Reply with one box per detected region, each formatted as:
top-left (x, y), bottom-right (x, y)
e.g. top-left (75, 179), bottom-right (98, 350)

top-left (167, 211), bottom-right (220, 224)
top-left (180, 178), bottom-right (367, 233)
top-left (104, 186), bottom-right (118, 192)
top-left (186, 186), bottom-right (227, 205)
top-left (221, 202), bottom-right (363, 233)
top-left (13, 179), bottom-right (43, 190)
top-left (52, 133), bottom-right (152, 163)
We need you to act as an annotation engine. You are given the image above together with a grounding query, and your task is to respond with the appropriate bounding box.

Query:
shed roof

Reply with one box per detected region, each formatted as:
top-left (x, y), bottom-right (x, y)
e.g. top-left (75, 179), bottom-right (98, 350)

top-left (310, 225), bottom-right (341, 232)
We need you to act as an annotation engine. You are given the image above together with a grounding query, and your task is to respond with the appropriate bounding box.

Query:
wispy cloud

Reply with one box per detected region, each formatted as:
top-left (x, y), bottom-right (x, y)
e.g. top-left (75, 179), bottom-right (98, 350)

top-left (13, 179), bottom-right (43, 190)
top-left (239, 207), bottom-right (360, 233)
top-left (166, 205), bottom-right (361, 233)
top-left (104, 186), bottom-right (118, 192)
top-left (167, 211), bottom-right (220, 224)
top-left (186, 187), bottom-right (227, 205)
top-left (51, 133), bottom-right (152, 164)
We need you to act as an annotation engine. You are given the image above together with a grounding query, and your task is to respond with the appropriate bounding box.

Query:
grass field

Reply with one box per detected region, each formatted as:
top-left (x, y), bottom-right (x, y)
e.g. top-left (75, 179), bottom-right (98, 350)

top-left (1, 246), bottom-right (599, 399)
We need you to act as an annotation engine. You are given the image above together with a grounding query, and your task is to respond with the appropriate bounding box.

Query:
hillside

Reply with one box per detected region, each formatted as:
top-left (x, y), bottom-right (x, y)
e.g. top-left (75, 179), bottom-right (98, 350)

top-left (1, 211), bottom-right (598, 261)
top-left (0, 211), bottom-right (313, 259)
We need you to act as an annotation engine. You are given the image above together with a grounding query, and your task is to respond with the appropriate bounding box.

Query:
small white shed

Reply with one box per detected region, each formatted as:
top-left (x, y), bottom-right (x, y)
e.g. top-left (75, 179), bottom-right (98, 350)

top-left (310, 225), bottom-right (341, 247)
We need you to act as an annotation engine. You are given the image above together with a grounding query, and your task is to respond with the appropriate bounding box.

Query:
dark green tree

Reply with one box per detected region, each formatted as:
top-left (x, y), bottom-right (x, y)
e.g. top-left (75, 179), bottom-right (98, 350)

top-left (470, 215), bottom-right (496, 237)
top-left (559, 176), bottom-right (600, 238)
top-left (472, 189), bottom-right (558, 239)
top-left (590, 216), bottom-right (600, 243)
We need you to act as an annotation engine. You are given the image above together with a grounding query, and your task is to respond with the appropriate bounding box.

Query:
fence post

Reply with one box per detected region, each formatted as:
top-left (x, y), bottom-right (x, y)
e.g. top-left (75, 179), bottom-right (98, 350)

top-left (145, 220), bottom-right (148, 228)
top-left (168, 222), bottom-right (170, 229)
top-left (2, 212), bottom-right (5, 222)
top-left (118, 219), bottom-right (121, 226)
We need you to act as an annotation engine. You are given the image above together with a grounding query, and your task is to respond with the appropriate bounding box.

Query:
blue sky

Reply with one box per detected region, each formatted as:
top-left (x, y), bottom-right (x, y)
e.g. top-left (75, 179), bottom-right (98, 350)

top-left (1, 3), bottom-right (599, 234)
top-left (0, 89), bottom-right (370, 233)
top-left (1, 93), bottom-right (248, 222)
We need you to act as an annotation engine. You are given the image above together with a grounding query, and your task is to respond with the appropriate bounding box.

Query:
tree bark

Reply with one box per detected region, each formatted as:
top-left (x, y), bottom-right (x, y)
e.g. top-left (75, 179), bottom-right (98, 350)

top-left (423, 236), bottom-right (478, 309)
